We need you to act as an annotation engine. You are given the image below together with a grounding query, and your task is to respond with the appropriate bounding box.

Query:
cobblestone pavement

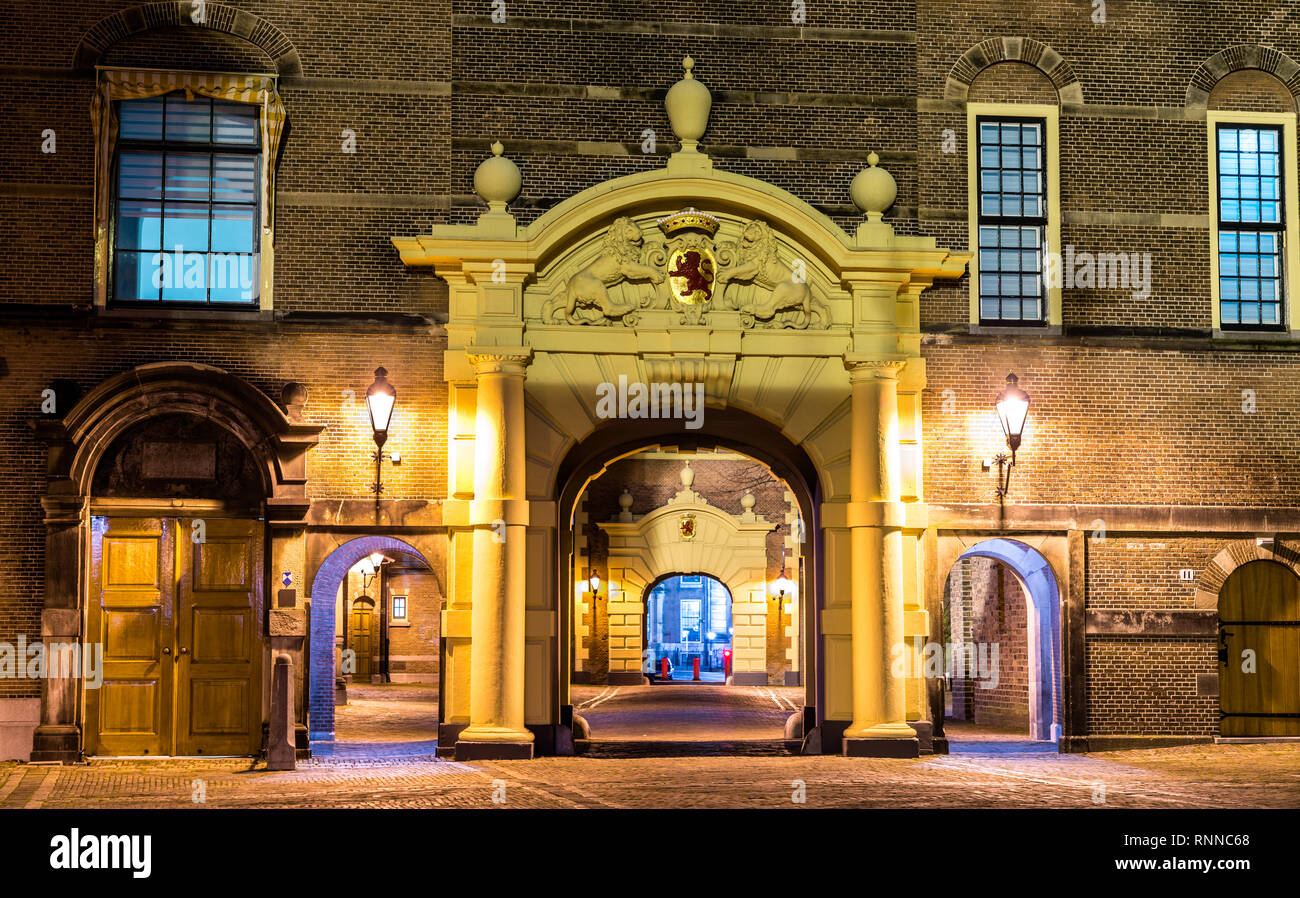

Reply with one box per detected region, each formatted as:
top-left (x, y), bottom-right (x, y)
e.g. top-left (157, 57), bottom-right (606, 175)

top-left (1, 684), bottom-right (1297, 809)
top-left (573, 684), bottom-right (798, 742)
top-left (335, 683), bottom-right (439, 742)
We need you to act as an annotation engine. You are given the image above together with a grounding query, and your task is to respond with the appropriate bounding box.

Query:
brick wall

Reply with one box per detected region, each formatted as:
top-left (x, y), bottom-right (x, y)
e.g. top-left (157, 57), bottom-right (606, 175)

top-left (385, 568), bottom-right (441, 682)
top-left (968, 558), bottom-right (1031, 730)
top-left (4, 0), bottom-right (1300, 738)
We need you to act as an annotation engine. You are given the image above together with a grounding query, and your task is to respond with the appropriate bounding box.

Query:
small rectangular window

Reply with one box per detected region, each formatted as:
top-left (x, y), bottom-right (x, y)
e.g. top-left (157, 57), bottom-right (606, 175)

top-left (112, 93), bottom-right (261, 306)
top-left (1216, 124), bottom-right (1285, 329)
top-left (391, 596), bottom-right (407, 621)
top-left (976, 117), bottom-right (1047, 324)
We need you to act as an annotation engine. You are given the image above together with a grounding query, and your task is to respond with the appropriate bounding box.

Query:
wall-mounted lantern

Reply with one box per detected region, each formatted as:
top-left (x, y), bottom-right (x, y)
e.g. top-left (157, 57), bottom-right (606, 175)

top-left (358, 552), bottom-right (388, 590)
top-left (769, 576), bottom-right (797, 602)
top-left (992, 372), bottom-right (1031, 503)
top-left (366, 367), bottom-right (398, 494)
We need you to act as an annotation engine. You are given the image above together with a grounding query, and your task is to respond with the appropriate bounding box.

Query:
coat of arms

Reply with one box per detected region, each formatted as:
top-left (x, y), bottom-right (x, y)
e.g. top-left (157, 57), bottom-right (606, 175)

top-left (667, 247), bottom-right (715, 305)
top-left (654, 207), bottom-right (721, 324)
top-left (679, 513), bottom-right (697, 541)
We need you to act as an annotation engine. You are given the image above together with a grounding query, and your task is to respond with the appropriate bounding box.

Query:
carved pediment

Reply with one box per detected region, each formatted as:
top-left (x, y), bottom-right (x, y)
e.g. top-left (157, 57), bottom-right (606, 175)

top-left (532, 212), bottom-right (836, 329)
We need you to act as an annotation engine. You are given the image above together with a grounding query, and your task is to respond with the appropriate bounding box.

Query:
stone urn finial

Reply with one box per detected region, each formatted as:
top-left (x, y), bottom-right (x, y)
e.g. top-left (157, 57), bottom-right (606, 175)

top-left (741, 490), bottom-right (756, 513)
top-left (473, 140), bottom-right (522, 212)
top-left (618, 488), bottom-right (634, 521)
top-left (850, 151), bottom-right (897, 222)
top-left (665, 56), bottom-right (712, 153)
top-left (680, 459), bottom-right (695, 490)
top-left (280, 381), bottom-right (308, 422)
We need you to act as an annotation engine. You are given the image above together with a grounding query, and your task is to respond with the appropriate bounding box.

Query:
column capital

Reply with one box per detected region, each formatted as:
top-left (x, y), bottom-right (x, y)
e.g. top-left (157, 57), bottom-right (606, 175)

top-left (844, 354), bottom-right (907, 380)
top-left (41, 494), bottom-right (88, 526)
top-left (466, 345), bottom-right (532, 375)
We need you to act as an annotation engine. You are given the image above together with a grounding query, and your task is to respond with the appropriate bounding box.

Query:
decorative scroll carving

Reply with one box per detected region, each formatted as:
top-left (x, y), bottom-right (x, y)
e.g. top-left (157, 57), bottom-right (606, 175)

top-left (539, 217), bottom-right (664, 326)
top-left (716, 220), bottom-right (830, 329)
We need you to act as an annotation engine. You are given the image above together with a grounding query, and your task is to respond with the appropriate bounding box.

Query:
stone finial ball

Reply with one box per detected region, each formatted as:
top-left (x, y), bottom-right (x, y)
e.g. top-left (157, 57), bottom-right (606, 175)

top-left (280, 381), bottom-right (308, 407)
top-left (473, 141), bottom-right (522, 207)
top-left (665, 56), bottom-right (712, 143)
top-left (850, 151), bottom-right (898, 216)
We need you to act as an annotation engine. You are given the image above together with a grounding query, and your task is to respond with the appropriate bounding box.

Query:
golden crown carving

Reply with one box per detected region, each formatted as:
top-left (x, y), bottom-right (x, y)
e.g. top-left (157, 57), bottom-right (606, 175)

top-left (656, 207), bottom-right (720, 238)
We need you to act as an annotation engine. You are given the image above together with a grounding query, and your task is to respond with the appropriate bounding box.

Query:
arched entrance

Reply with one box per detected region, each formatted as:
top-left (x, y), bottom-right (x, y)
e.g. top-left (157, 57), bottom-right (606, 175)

top-left (31, 362), bottom-right (321, 761)
top-left (644, 573), bottom-right (733, 682)
top-left (395, 58), bottom-right (968, 759)
top-left (553, 412), bottom-right (822, 749)
top-left (307, 535), bottom-right (434, 743)
top-left (944, 538), bottom-right (1063, 742)
top-left (1218, 559), bottom-right (1300, 737)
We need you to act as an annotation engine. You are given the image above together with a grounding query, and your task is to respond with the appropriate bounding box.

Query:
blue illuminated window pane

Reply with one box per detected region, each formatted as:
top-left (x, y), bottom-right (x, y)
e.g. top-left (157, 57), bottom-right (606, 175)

top-left (117, 199), bottom-right (162, 251)
top-left (112, 93), bottom-right (261, 305)
top-left (162, 204), bottom-right (210, 252)
top-left (119, 97), bottom-right (163, 141)
top-left (209, 254), bottom-right (259, 302)
top-left (211, 205), bottom-right (256, 253)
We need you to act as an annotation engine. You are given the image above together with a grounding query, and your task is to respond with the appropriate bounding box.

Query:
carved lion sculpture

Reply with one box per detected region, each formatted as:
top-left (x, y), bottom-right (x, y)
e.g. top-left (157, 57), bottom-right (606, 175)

top-left (716, 220), bottom-right (829, 328)
top-left (540, 217), bottom-right (664, 324)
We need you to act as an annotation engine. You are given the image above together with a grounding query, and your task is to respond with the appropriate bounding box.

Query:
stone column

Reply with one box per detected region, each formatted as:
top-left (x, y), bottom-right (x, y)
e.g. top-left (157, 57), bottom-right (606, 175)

top-left (455, 347), bottom-right (535, 760)
top-left (843, 357), bottom-right (917, 757)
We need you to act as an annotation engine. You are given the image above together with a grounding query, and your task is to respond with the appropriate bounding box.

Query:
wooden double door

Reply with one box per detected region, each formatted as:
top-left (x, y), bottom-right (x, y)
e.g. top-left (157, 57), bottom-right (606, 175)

top-left (86, 516), bottom-right (264, 756)
top-left (1219, 560), bottom-right (1300, 737)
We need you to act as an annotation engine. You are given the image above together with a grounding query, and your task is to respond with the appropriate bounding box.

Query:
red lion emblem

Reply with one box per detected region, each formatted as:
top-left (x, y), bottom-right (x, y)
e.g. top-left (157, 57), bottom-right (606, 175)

top-left (668, 250), bottom-right (714, 303)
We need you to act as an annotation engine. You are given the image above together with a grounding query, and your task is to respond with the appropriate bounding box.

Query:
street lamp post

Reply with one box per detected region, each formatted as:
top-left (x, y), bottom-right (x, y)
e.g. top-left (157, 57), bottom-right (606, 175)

top-left (993, 372), bottom-right (1031, 503)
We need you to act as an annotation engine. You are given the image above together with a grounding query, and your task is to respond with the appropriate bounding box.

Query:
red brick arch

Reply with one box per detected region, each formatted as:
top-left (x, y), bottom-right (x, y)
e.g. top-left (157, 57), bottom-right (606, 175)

top-left (1193, 540), bottom-right (1300, 609)
top-left (73, 1), bottom-right (302, 75)
top-left (945, 37), bottom-right (1083, 104)
top-left (1187, 44), bottom-right (1300, 108)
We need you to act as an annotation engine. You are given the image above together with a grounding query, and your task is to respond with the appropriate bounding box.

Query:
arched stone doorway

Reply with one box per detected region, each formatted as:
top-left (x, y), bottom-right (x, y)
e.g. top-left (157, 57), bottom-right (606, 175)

top-left (307, 535), bottom-right (434, 743)
top-left (946, 538), bottom-right (1063, 742)
top-left (552, 411), bottom-right (823, 752)
top-left (394, 59), bottom-right (968, 759)
top-left (31, 362), bottom-right (321, 761)
top-left (591, 457), bottom-right (777, 686)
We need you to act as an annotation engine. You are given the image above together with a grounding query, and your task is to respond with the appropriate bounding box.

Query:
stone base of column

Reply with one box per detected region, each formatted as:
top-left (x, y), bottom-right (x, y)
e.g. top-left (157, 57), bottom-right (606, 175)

top-left (607, 671), bottom-right (648, 685)
top-left (842, 736), bottom-right (919, 758)
top-left (436, 722), bottom-right (466, 758)
top-left (731, 672), bottom-right (768, 686)
top-left (454, 740), bottom-right (535, 761)
top-left (909, 719), bottom-right (934, 753)
top-left (31, 724), bottom-right (80, 763)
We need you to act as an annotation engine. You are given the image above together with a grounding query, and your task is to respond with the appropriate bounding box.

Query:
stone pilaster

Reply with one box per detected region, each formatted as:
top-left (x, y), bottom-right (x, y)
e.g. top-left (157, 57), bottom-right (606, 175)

top-left (31, 493), bottom-right (87, 762)
top-left (454, 347), bottom-right (535, 760)
top-left (842, 356), bottom-right (918, 758)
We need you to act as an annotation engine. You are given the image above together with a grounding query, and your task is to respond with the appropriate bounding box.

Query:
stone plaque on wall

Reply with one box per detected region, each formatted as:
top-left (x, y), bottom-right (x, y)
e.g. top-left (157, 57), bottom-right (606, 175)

top-left (141, 441), bottom-right (217, 480)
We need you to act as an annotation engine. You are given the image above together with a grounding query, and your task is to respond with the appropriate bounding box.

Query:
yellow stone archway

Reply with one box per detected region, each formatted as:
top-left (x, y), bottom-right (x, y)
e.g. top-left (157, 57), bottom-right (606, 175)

top-left (393, 59), bottom-right (969, 758)
top-left (596, 463), bottom-right (777, 686)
